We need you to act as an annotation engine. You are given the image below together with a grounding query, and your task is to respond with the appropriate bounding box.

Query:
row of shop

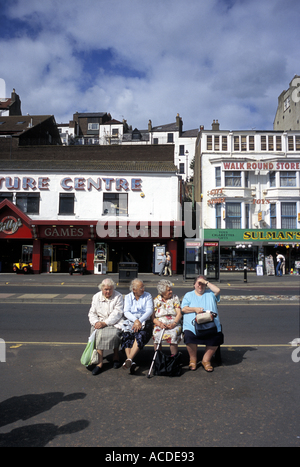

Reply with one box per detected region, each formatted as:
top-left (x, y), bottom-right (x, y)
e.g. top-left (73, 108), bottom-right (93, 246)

top-left (1, 200), bottom-right (299, 276)
top-left (0, 199), bottom-right (179, 274)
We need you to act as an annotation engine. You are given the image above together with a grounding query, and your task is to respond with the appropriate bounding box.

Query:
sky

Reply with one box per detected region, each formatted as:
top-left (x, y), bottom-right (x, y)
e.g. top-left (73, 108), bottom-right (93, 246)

top-left (0, 0), bottom-right (300, 132)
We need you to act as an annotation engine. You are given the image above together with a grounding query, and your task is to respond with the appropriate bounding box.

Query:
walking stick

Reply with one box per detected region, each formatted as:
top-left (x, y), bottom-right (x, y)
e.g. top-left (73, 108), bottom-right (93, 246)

top-left (147, 328), bottom-right (165, 379)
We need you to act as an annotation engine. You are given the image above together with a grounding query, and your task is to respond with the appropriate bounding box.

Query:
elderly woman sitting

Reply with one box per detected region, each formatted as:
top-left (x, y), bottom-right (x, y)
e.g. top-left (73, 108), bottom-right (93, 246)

top-left (121, 279), bottom-right (153, 373)
top-left (88, 278), bottom-right (124, 376)
top-left (153, 279), bottom-right (182, 356)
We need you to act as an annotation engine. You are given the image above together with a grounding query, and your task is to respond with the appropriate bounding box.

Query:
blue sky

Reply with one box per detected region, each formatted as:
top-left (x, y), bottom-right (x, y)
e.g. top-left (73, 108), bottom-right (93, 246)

top-left (0, 0), bottom-right (300, 131)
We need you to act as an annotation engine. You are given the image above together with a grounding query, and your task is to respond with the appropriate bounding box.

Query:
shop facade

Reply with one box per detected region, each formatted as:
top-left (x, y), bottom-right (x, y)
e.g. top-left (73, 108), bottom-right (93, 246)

top-left (204, 228), bottom-right (300, 273)
top-left (194, 128), bottom-right (300, 274)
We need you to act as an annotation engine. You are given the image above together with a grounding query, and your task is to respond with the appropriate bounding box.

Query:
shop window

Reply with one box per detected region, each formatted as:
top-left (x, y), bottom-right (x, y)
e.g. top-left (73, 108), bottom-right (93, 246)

top-left (59, 193), bottom-right (75, 214)
top-left (226, 202), bottom-right (241, 229)
top-left (16, 193), bottom-right (40, 214)
top-left (281, 202), bottom-right (296, 229)
top-left (225, 171), bottom-right (241, 187)
top-left (103, 193), bottom-right (128, 216)
top-left (280, 171), bottom-right (296, 187)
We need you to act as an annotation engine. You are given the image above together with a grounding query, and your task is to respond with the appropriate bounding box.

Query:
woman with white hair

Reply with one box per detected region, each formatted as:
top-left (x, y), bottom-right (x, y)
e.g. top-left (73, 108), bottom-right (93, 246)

top-left (121, 279), bottom-right (153, 373)
top-left (88, 278), bottom-right (124, 376)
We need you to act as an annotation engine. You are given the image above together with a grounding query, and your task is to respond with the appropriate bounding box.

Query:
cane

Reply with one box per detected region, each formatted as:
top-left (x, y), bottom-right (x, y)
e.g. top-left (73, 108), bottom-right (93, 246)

top-left (147, 328), bottom-right (165, 379)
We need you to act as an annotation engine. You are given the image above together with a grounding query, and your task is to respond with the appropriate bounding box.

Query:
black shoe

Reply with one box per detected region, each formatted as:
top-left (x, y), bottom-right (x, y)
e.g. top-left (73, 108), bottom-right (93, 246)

top-left (113, 360), bottom-right (122, 369)
top-left (92, 366), bottom-right (102, 376)
top-left (130, 362), bottom-right (137, 374)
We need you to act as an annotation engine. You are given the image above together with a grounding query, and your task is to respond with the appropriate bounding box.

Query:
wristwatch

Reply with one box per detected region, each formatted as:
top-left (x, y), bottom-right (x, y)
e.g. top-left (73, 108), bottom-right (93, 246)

top-left (206, 281), bottom-right (209, 286)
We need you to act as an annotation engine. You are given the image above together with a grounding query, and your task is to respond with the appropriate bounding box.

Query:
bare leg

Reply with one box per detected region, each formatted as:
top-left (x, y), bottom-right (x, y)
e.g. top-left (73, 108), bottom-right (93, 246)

top-left (96, 350), bottom-right (104, 368)
top-left (186, 343), bottom-right (197, 370)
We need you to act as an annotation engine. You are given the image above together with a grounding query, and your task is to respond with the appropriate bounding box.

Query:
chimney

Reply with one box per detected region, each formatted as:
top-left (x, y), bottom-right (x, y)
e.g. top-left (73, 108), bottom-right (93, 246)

top-left (212, 119), bottom-right (220, 131)
top-left (148, 119), bottom-right (152, 131)
top-left (176, 113), bottom-right (183, 135)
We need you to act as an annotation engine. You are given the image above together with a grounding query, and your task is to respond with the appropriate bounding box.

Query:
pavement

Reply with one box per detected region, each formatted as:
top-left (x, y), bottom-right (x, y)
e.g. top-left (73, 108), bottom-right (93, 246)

top-left (0, 271), bottom-right (299, 304)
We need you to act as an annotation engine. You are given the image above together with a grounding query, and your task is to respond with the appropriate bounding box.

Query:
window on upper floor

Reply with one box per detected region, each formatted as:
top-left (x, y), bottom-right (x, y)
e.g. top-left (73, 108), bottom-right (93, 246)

top-left (281, 202), bottom-right (296, 228)
top-left (103, 193), bottom-right (128, 216)
top-left (280, 171), bottom-right (296, 187)
top-left (179, 145), bottom-right (185, 155)
top-left (215, 167), bottom-right (221, 187)
top-left (59, 193), bottom-right (74, 215)
top-left (270, 204), bottom-right (276, 228)
top-left (225, 202), bottom-right (241, 229)
top-left (225, 171), bottom-right (241, 187)
top-left (16, 193), bottom-right (40, 214)
top-left (276, 136), bottom-right (282, 151)
top-left (269, 171), bottom-right (276, 187)
top-left (167, 133), bottom-right (174, 143)
top-left (216, 204), bottom-right (221, 228)
top-left (207, 135), bottom-right (212, 150)
top-left (0, 192), bottom-right (13, 202)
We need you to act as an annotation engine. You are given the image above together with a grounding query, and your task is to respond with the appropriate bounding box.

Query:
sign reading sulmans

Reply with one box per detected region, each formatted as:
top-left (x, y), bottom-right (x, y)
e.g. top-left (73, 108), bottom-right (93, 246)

top-left (0, 338), bottom-right (6, 362)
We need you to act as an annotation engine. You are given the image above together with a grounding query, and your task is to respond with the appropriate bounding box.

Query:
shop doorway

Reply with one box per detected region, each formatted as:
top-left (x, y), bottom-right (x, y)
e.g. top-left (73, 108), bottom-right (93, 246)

top-left (42, 242), bottom-right (87, 273)
top-left (107, 241), bottom-right (153, 273)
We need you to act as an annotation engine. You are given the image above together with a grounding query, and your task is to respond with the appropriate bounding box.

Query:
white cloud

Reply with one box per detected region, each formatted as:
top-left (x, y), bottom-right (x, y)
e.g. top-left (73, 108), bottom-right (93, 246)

top-left (1, 0), bottom-right (300, 130)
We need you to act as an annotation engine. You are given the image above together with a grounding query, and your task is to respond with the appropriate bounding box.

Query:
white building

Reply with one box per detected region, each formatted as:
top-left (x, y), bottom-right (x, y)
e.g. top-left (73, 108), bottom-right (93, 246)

top-left (194, 126), bottom-right (300, 272)
top-left (0, 144), bottom-right (182, 274)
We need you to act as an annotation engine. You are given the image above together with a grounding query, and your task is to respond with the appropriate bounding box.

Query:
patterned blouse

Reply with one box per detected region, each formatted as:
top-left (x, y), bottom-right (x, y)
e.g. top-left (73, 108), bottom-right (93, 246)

top-left (153, 294), bottom-right (182, 344)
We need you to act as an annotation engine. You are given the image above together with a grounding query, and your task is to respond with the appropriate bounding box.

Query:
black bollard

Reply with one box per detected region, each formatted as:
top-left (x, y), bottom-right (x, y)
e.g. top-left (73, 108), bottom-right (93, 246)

top-left (244, 258), bottom-right (247, 283)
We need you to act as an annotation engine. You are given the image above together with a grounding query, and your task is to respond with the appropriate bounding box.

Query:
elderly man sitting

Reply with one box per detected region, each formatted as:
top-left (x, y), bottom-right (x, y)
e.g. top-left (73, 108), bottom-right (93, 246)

top-left (88, 278), bottom-right (124, 375)
top-left (121, 279), bottom-right (154, 374)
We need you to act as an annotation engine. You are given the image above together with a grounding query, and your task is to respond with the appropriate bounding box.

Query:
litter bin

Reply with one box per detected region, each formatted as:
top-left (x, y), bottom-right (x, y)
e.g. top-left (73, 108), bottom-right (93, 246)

top-left (119, 262), bottom-right (138, 282)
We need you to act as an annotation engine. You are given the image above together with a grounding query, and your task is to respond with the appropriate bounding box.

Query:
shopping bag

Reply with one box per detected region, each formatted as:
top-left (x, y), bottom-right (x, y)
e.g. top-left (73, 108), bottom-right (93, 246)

top-left (80, 330), bottom-right (97, 366)
top-left (153, 350), bottom-right (182, 377)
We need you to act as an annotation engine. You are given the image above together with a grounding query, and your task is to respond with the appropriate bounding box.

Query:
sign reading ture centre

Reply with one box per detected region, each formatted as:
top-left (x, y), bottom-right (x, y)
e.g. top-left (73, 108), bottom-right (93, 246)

top-left (0, 176), bottom-right (143, 192)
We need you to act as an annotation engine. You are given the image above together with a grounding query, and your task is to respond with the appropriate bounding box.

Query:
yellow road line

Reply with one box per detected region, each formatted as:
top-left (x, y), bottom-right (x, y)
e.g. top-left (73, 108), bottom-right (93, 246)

top-left (5, 341), bottom-right (295, 348)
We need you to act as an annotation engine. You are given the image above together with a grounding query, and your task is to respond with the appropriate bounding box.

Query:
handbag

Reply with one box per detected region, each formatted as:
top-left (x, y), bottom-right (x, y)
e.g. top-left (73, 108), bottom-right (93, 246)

top-left (192, 311), bottom-right (218, 339)
top-left (153, 350), bottom-right (182, 377)
top-left (80, 330), bottom-right (97, 366)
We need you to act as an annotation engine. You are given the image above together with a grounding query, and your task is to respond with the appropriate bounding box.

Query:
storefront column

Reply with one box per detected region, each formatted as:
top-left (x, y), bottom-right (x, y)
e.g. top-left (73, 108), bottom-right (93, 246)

top-left (167, 239), bottom-right (177, 274)
top-left (87, 239), bottom-right (95, 274)
top-left (32, 239), bottom-right (42, 274)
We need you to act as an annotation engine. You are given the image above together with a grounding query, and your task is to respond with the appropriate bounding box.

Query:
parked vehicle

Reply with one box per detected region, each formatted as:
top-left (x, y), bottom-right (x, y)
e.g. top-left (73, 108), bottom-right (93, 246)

top-left (68, 258), bottom-right (86, 275)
